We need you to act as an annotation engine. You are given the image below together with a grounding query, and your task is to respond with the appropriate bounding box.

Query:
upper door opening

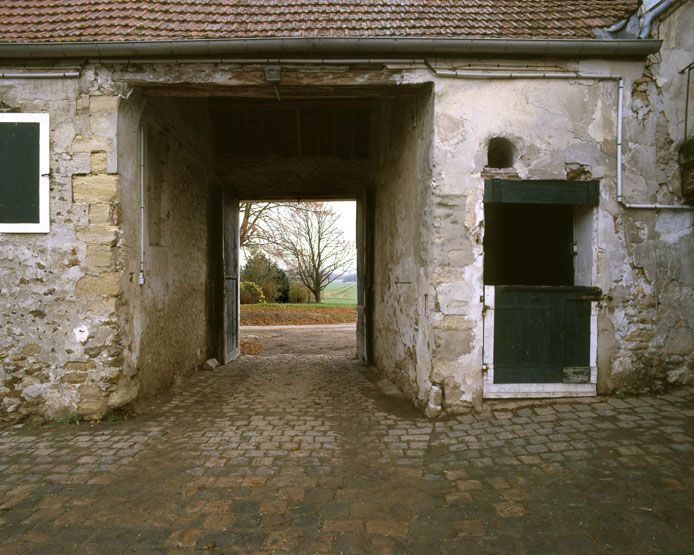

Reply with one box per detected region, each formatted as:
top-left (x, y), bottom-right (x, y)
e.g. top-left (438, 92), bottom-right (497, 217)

top-left (484, 202), bottom-right (574, 286)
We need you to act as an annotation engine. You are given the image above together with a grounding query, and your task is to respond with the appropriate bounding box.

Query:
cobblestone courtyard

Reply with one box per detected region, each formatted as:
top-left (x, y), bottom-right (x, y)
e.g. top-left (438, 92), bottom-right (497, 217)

top-left (1, 328), bottom-right (693, 553)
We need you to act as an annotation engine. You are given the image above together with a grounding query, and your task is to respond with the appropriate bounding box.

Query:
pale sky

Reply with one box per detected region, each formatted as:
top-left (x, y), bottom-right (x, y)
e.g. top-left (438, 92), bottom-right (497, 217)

top-left (328, 201), bottom-right (357, 273)
top-left (328, 200), bottom-right (356, 242)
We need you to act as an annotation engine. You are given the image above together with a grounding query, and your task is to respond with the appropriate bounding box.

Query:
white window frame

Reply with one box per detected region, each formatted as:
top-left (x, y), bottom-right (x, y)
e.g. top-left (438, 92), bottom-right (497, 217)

top-left (0, 112), bottom-right (50, 233)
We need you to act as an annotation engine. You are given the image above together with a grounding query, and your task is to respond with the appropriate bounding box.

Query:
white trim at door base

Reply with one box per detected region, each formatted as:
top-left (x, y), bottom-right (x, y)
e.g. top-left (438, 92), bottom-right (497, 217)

top-left (481, 286), bottom-right (599, 399)
top-left (483, 382), bottom-right (596, 399)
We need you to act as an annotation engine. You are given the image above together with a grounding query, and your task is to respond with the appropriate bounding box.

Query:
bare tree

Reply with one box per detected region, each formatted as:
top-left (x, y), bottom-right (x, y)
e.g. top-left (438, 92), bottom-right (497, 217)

top-left (266, 202), bottom-right (353, 303)
top-left (239, 202), bottom-right (276, 249)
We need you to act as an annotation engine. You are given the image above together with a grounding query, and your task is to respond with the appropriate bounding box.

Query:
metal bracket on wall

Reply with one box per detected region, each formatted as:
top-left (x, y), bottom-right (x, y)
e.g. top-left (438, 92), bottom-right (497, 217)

top-left (263, 65), bottom-right (281, 83)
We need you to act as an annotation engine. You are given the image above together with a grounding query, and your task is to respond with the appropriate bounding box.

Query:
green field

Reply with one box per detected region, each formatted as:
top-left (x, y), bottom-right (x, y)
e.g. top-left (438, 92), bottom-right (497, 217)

top-left (321, 281), bottom-right (357, 305)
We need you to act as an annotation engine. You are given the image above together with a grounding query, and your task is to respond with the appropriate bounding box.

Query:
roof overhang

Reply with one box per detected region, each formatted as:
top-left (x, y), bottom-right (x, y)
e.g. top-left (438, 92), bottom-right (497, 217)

top-left (0, 37), bottom-right (662, 60)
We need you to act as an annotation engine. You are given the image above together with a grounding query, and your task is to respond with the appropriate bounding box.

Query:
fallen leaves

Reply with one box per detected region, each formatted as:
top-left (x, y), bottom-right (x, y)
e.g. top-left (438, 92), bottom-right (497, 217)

top-left (240, 304), bottom-right (357, 326)
top-left (240, 339), bottom-right (263, 355)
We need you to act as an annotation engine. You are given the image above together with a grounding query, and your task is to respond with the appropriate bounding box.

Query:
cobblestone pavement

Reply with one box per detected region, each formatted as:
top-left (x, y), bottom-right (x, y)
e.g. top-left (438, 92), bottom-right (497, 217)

top-left (1, 338), bottom-right (693, 553)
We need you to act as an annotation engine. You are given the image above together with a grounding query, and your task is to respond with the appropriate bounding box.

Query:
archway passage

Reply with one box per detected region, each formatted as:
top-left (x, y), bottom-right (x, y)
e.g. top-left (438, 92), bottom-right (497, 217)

top-left (236, 199), bottom-right (359, 360)
top-left (119, 84), bottom-right (433, 404)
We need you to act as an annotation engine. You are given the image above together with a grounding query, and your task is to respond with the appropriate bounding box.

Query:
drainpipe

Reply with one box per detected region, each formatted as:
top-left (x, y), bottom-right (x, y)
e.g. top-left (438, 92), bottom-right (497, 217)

top-left (138, 123), bottom-right (146, 286)
top-left (428, 68), bottom-right (616, 80)
top-left (615, 77), bottom-right (693, 210)
top-left (90, 57), bottom-right (426, 66)
top-left (427, 65), bottom-right (694, 211)
top-left (0, 68), bottom-right (81, 78)
top-left (639, 0), bottom-right (679, 39)
top-left (0, 37), bottom-right (662, 60)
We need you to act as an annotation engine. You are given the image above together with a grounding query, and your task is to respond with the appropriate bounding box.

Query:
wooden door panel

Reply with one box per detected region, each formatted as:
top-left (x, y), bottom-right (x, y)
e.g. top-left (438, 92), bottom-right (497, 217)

top-left (493, 286), bottom-right (596, 384)
top-left (222, 192), bottom-right (240, 363)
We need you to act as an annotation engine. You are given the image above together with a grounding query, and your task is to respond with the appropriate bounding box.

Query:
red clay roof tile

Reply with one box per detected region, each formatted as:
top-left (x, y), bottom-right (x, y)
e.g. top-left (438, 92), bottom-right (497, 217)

top-left (0, 1), bottom-right (640, 43)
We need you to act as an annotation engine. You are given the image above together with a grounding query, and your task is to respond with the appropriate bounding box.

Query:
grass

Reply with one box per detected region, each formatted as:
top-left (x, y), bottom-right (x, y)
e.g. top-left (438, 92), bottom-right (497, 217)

top-left (102, 412), bottom-right (123, 427)
top-left (241, 302), bottom-right (357, 325)
top-left (321, 282), bottom-right (357, 305)
top-left (240, 282), bottom-right (357, 325)
top-left (53, 414), bottom-right (80, 425)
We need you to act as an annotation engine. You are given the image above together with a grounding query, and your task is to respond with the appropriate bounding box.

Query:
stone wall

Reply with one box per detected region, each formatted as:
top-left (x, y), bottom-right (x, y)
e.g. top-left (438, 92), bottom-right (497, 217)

top-left (1, 46), bottom-right (691, 421)
top-left (118, 96), bottom-right (217, 400)
top-left (371, 92), bottom-right (434, 410)
top-left (635, 0), bottom-right (694, 387)
top-left (418, 55), bottom-right (693, 408)
top-left (0, 70), bottom-right (133, 422)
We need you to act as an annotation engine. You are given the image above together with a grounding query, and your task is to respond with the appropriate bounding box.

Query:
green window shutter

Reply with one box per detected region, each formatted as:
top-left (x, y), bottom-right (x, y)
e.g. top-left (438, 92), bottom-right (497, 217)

top-left (0, 122), bottom-right (41, 224)
top-left (484, 179), bottom-right (599, 205)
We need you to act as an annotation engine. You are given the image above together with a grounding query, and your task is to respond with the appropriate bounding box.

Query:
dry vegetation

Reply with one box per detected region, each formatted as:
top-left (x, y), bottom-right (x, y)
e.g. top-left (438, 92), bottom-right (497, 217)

top-left (240, 303), bottom-right (357, 326)
top-left (239, 338), bottom-right (263, 355)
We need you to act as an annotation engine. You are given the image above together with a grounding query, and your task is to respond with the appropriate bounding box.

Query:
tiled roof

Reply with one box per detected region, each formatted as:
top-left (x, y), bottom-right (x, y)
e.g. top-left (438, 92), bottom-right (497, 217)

top-left (0, 1), bottom-right (639, 43)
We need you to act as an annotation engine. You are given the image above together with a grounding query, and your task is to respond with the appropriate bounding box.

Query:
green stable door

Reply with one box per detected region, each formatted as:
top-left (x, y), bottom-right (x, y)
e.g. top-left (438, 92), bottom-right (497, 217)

top-left (483, 180), bottom-right (600, 386)
top-left (493, 286), bottom-right (597, 383)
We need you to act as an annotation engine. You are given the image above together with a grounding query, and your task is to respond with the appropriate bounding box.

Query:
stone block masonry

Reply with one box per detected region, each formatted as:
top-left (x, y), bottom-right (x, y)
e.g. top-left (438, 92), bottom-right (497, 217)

top-left (0, 73), bottom-right (137, 423)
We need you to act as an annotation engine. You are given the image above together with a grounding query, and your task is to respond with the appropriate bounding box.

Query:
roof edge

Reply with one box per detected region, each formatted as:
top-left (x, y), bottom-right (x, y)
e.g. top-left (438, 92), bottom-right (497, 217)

top-left (0, 37), bottom-right (662, 60)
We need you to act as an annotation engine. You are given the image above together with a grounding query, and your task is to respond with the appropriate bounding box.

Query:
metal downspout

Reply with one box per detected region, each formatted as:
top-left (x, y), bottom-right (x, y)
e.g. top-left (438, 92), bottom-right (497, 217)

top-left (138, 123), bottom-right (146, 286)
top-left (0, 69), bottom-right (81, 78)
top-left (639, 0), bottom-right (679, 39)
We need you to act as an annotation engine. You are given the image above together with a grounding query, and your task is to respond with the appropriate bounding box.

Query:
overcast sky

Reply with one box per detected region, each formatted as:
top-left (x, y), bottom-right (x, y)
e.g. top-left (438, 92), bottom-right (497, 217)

top-left (328, 200), bottom-right (356, 242)
top-left (240, 201), bottom-right (356, 272)
top-left (328, 200), bottom-right (356, 274)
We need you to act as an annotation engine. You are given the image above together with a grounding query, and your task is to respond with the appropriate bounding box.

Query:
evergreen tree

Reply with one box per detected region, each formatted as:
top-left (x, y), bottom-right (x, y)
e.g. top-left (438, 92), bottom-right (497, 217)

top-left (241, 250), bottom-right (290, 303)
top-left (273, 267), bottom-right (290, 303)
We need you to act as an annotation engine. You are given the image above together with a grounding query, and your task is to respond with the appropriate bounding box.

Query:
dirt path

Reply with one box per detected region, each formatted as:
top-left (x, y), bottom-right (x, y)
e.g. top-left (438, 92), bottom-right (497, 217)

top-left (241, 323), bottom-right (357, 357)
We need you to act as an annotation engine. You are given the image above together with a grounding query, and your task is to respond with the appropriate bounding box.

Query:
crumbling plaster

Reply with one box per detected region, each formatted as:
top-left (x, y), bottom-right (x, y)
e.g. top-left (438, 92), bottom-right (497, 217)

top-left (642, 0), bottom-right (694, 385)
top-left (396, 56), bottom-right (692, 410)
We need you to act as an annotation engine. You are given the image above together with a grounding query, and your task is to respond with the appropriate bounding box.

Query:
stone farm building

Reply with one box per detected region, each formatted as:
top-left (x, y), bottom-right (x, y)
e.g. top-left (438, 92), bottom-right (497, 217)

top-left (0, 1), bottom-right (692, 422)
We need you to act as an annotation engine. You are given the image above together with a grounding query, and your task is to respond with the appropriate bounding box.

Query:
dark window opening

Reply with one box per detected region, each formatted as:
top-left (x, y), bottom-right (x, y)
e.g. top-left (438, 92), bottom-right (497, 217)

top-left (487, 137), bottom-right (514, 168)
top-left (484, 203), bottom-right (574, 286)
top-left (0, 122), bottom-right (40, 224)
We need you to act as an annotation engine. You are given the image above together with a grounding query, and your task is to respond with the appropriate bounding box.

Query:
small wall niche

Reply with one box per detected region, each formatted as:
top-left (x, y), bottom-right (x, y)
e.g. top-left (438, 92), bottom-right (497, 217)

top-left (487, 137), bottom-right (515, 169)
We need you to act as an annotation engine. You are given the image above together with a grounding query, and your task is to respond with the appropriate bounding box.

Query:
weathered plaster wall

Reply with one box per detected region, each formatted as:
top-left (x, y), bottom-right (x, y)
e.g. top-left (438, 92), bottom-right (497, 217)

top-left (0, 70), bottom-right (134, 422)
top-left (407, 55), bottom-right (693, 410)
top-left (118, 96), bottom-right (217, 399)
top-left (644, 0), bottom-right (694, 386)
top-left (371, 93), bottom-right (434, 409)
